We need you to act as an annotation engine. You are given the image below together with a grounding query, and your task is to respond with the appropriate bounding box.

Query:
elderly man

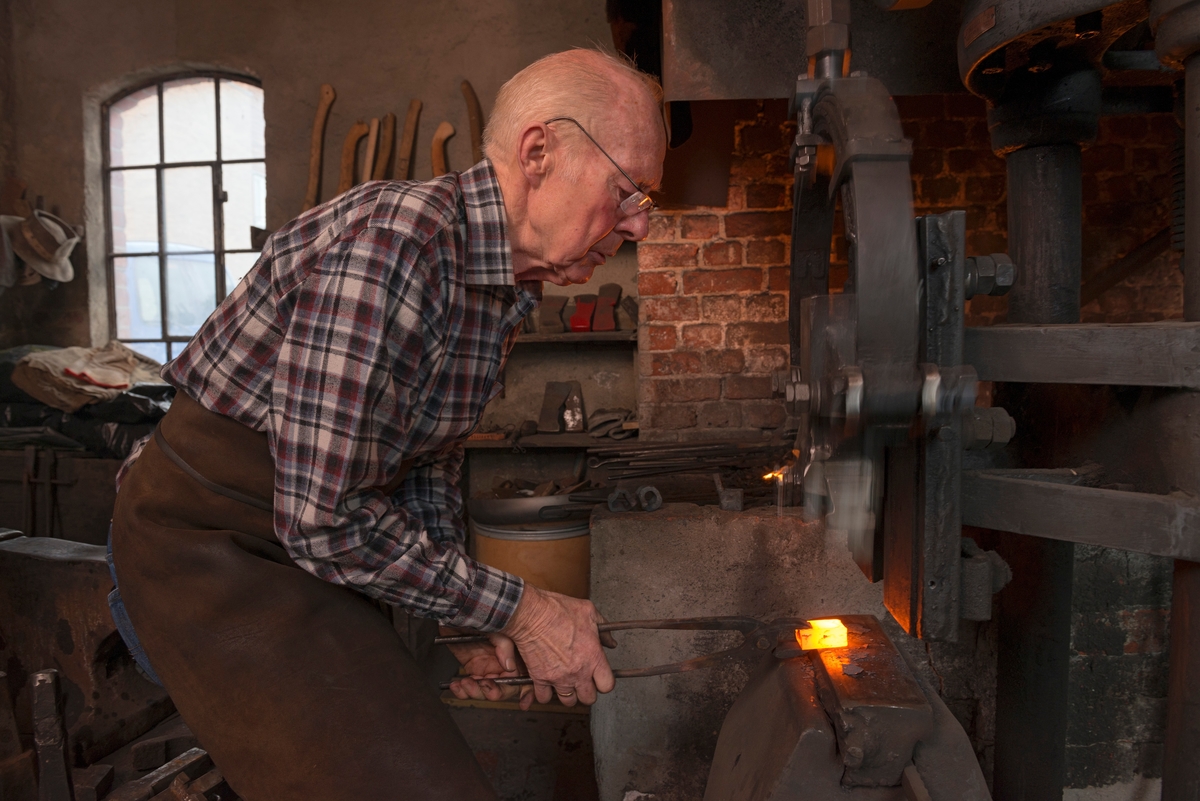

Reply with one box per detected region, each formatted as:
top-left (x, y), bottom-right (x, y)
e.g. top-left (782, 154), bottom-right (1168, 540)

top-left (109, 49), bottom-right (666, 800)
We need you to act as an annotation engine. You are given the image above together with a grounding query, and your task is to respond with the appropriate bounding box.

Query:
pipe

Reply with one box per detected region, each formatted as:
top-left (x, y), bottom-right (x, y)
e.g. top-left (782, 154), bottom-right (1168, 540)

top-left (991, 142), bottom-right (1081, 801)
top-left (1161, 49), bottom-right (1200, 801)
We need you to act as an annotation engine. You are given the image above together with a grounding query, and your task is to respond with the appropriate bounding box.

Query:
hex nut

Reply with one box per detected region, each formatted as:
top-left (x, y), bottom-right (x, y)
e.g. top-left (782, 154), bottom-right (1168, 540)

top-left (990, 253), bottom-right (1015, 294)
top-left (807, 22), bottom-right (850, 54)
top-left (964, 406), bottom-right (1016, 450)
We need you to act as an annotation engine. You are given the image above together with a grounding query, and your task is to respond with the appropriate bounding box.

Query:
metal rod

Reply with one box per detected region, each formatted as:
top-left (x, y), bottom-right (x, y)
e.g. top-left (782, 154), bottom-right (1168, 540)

top-left (1162, 50), bottom-right (1200, 801)
top-left (992, 142), bottom-right (1081, 801)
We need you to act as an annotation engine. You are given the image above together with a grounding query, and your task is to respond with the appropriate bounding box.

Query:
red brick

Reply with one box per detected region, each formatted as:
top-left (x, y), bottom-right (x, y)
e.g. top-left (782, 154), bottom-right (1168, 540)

top-left (1081, 144), bottom-right (1126, 174)
top-left (767, 266), bottom-right (790, 291)
top-left (646, 377), bottom-right (722, 403)
top-left (911, 148), bottom-right (944, 177)
top-left (743, 400), bottom-right (788, 429)
top-left (1100, 115), bottom-right (1149, 142)
top-left (702, 349), bottom-right (746, 374)
top-left (966, 119), bottom-right (991, 145)
top-left (646, 325), bottom-right (677, 351)
top-left (682, 323), bottom-right (723, 349)
top-left (944, 93), bottom-right (987, 120)
top-left (764, 153), bottom-right (793, 179)
top-left (1144, 114), bottom-right (1181, 145)
top-left (724, 185), bottom-right (746, 210)
top-left (647, 214), bottom-right (677, 241)
top-left (921, 120), bottom-right (968, 149)
top-left (746, 183), bottom-right (788, 209)
top-left (701, 295), bottom-right (743, 323)
top-left (701, 241), bottom-right (744, 266)
top-left (638, 271), bottom-right (677, 296)
top-left (638, 242), bottom-right (699, 269)
top-left (725, 375), bottom-right (774, 399)
top-left (1120, 608), bottom-right (1167, 654)
top-left (681, 214), bottom-right (720, 240)
top-left (644, 403), bottom-right (697, 430)
top-left (726, 321), bottom-right (788, 347)
top-left (894, 94), bottom-right (945, 120)
top-left (744, 347), bottom-right (788, 373)
top-left (747, 239), bottom-right (787, 265)
top-left (684, 268), bottom-right (762, 294)
top-left (966, 230), bottom-right (1008, 255)
top-left (725, 210), bottom-right (791, 237)
top-left (964, 175), bottom-right (1005, 204)
top-left (650, 352), bottom-right (703, 376)
top-left (738, 120), bottom-right (790, 156)
top-left (947, 148), bottom-right (1004, 175)
top-left (1131, 147), bottom-right (1170, 175)
top-left (698, 401), bottom-right (743, 428)
top-left (918, 176), bottom-right (961, 205)
top-left (729, 155), bottom-right (772, 183)
top-left (642, 296), bottom-right (699, 322)
top-left (744, 293), bottom-right (787, 321)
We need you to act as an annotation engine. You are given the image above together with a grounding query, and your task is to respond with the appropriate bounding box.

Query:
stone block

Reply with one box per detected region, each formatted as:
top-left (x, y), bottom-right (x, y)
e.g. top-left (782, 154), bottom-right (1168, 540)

top-left (589, 506), bottom-right (887, 801)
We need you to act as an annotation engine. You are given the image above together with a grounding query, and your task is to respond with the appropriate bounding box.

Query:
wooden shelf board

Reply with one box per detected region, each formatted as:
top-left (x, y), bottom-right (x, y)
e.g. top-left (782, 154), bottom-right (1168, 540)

top-left (516, 330), bottom-right (637, 344)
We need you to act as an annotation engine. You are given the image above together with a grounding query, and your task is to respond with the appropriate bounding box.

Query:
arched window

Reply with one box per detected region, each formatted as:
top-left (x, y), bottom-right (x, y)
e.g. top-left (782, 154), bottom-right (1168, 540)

top-left (103, 74), bottom-right (265, 363)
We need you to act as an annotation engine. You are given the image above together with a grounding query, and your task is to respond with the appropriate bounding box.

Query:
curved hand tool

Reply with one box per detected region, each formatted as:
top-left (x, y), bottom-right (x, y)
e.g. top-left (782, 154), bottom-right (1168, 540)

top-left (431, 121), bottom-right (456, 177)
top-left (461, 79), bottom-right (485, 164)
top-left (360, 117), bottom-right (380, 184)
top-left (336, 120), bottom-right (369, 195)
top-left (371, 112), bottom-right (396, 181)
top-left (301, 83), bottom-right (336, 212)
top-left (395, 99), bottom-right (422, 179)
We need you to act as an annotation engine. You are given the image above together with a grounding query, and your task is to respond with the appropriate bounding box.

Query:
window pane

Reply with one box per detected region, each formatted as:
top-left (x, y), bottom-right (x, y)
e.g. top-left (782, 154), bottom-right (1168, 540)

top-left (163, 78), bottom-right (216, 163)
top-left (220, 80), bottom-right (265, 160)
top-left (109, 85), bottom-right (159, 167)
top-left (225, 252), bottom-right (259, 292)
top-left (166, 252), bottom-right (216, 337)
top-left (113, 256), bottom-right (162, 339)
top-left (109, 168), bottom-right (158, 253)
top-left (222, 162), bottom-right (266, 250)
top-left (126, 341), bottom-right (168, 365)
top-left (163, 167), bottom-right (214, 252)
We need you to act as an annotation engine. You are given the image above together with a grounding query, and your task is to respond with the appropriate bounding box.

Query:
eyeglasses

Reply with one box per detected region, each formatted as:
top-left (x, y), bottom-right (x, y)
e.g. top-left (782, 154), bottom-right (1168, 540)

top-left (544, 117), bottom-right (657, 218)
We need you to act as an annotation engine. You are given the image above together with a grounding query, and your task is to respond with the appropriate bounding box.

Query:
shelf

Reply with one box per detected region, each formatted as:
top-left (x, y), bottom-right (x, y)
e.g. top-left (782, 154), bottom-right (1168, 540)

top-left (464, 432), bottom-right (631, 450)
top-left (515, 330), bottom-right (637, 345)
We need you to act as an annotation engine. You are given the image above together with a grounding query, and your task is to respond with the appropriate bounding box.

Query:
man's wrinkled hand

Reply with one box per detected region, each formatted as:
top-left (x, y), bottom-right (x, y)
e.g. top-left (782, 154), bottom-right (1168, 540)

top-left (444, 629), bottom-right (535, 708)
top-left (500, 583), bottom-right (614, 708)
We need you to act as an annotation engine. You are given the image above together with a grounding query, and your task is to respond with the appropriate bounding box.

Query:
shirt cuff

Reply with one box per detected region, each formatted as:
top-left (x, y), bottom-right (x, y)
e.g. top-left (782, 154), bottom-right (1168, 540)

top-left (446, 559), bottom-right (525, 631)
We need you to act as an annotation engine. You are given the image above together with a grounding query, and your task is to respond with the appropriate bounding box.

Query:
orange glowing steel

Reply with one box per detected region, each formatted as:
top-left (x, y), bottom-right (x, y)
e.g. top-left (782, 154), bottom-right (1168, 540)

top-left (796, 618), bottom-right (849, 650)
top-left (763, 469), bottom-right (785, 481)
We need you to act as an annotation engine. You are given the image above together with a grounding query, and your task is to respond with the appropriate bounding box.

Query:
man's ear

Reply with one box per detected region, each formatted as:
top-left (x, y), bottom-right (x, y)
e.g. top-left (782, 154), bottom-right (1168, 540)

top-left (515, 123), bottom-right (552, 188)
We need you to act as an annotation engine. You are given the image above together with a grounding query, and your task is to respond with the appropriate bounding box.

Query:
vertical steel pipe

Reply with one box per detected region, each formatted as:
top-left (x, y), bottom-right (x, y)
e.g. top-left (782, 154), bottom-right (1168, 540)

top-left (1005, 145), bottom-right (1083, 324)
top-left (991, 142), bottom-right (1082, 801)
top-left (1161, 49), bottom-right (1200, 801)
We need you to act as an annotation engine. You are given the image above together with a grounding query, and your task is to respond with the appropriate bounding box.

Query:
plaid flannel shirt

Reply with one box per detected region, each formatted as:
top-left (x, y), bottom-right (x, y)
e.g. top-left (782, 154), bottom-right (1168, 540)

top-left (162, 159), bottom-right (536, 631)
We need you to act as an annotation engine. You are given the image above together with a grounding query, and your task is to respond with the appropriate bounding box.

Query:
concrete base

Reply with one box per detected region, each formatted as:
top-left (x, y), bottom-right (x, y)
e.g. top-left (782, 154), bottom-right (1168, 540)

top-left (589, 504), bottom-right (887, 801)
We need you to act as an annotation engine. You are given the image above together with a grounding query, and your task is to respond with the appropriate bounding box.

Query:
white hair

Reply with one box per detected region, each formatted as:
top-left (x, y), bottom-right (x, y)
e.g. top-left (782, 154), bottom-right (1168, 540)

top-left (483, 48), bottom-right (663, 167)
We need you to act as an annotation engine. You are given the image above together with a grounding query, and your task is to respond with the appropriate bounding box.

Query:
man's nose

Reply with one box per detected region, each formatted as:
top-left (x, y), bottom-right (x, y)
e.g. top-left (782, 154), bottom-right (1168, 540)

top-left (614, 210), bottom-right (651, 242)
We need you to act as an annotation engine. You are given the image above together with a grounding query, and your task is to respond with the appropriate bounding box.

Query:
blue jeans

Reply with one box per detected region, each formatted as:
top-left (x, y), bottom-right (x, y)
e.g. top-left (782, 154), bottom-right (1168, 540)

top-left (106, 525), bottom-right (163, 686)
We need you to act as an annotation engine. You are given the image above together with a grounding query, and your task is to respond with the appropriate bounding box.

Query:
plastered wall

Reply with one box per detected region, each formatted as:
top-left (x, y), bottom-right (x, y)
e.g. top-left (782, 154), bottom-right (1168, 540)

top-left (0, 0), bottom-right (613, 347)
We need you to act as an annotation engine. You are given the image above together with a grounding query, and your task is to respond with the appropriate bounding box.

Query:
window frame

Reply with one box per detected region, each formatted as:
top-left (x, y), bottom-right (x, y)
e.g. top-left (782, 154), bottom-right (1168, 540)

top-left (101, 70), bottom-right (265, 361)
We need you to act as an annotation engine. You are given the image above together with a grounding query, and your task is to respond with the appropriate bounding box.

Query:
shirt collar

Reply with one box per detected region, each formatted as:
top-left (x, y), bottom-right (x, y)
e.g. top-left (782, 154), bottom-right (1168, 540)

top-left (459, 159), bottom-right (516, 287)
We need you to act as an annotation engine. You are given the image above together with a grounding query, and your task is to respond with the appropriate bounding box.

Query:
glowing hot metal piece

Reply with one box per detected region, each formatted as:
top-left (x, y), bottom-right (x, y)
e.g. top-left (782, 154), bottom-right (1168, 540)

top-left (797, 618), bottom-right (848, 650)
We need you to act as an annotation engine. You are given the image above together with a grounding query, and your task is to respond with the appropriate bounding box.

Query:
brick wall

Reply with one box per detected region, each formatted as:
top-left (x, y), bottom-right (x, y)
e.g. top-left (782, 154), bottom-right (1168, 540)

top-left (637, 100), bottom-right (795, 441)
top-left (637, 96), bottom-right (1182, 441)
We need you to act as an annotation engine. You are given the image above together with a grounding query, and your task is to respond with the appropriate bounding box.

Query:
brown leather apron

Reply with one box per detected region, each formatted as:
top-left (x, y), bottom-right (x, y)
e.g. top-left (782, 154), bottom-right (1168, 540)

top-left (110, 392), bottom-right (496, 801)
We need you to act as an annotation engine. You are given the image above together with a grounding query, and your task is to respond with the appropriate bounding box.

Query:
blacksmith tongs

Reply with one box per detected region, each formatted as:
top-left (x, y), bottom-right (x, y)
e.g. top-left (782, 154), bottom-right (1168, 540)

top-left (435, 616), bottom-right (814, 689)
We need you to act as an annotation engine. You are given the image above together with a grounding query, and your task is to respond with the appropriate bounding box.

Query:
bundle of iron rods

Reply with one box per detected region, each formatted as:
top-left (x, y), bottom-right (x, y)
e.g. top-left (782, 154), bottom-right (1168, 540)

top-left (587, 437), bottom-right (794, 481)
